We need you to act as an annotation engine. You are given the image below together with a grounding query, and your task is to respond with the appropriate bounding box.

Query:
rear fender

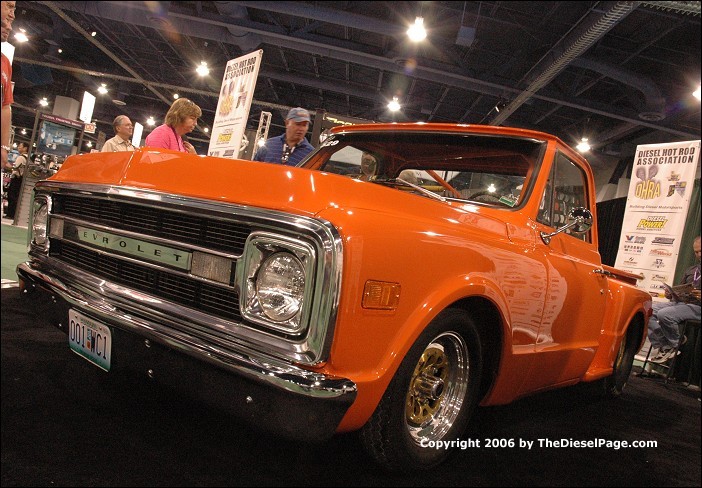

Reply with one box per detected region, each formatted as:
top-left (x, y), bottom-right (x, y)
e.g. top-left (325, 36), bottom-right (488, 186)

top-left (582, 280), bottom-right (651, 381)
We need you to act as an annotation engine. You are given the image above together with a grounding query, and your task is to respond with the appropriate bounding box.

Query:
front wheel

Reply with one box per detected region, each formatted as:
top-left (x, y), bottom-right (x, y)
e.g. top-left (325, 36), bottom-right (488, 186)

top-left (360, 308), bottom-right (483, 471)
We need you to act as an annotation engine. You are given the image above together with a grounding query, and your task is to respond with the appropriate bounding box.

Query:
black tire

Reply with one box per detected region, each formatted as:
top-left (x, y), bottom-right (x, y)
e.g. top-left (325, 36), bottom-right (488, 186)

top-left (602, 322), bottom-right (641, 397)
top-left (359, 308), bottom-right (483, 471)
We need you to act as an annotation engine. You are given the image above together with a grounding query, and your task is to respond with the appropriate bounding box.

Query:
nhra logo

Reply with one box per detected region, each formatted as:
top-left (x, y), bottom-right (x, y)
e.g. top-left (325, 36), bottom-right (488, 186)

top-left (636, 216), bottom-right (667, 231)
top-left (634, 165), bottom-right (660, 200)
top-left (649, 249), bottom-right (672, 257)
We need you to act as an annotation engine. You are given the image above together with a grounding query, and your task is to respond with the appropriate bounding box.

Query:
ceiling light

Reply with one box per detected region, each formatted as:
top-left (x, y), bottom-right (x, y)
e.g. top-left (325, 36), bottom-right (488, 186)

top-left (97, 83), bottom-right (108, 95)
top-left (494, 101), bottom-right (507, 113)
top-left (196, 61), bottom-right (209, 76)
top-left (203, 127), bottom-right (209, 133)
top-left (407, 17), bottom-right (427, 42)
top-left (14, 30), bottom-right (28, 43)
top-left (91, 31), bottom-right (97, 37)
top-left (487, 183), bottom-right (496, 193)
top-left (388, 96), bottom-right (401, 112)
top-left (694, 84), bottom-right (701, 101)
top-left (112, 97), bottom-right (126, 106)
top-left (576, 137), bottom-right (591, 152)
top-left (21, 129), bottom-right (26, 135)
top-left (257, 138), bottom-right (266, 147)
top-left (86, 141), bottom-right (92, 148)
top-left (39, 97), bottom-right (49, 107)
top-left (173, 93), bottom-right (179, 99)
top-left (57, 48), bottom-right (63, 54)
top-left (146, 116), bottom-right (155, 126)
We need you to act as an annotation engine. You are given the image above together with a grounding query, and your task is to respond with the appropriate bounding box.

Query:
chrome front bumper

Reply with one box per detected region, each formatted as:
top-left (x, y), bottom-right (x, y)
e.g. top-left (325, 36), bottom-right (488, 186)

top-left (17, 259), bottom-right (357, 442)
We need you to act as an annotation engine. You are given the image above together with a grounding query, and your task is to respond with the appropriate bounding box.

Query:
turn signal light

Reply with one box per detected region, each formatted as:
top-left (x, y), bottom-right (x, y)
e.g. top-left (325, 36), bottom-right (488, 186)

top-left (362, 280), bottom-right (401, 310)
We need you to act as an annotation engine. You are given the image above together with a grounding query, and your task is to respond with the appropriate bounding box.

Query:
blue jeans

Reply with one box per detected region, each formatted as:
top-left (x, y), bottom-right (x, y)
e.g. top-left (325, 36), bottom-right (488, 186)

top-left (647, 301), bottom-right (701, 350)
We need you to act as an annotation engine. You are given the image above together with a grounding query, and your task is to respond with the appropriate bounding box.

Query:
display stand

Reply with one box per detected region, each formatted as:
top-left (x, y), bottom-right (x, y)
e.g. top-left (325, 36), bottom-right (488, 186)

top-left (12, 163), bottom-right (44, 228)
top-left (13, 112), bottom-right (84, 228)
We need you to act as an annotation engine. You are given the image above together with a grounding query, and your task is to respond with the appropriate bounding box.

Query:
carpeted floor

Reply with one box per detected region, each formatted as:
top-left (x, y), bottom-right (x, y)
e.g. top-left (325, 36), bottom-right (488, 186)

top-left (1, 222), bottom-right (28, 283)
top-left (1, 287), bottom-right (700, 487)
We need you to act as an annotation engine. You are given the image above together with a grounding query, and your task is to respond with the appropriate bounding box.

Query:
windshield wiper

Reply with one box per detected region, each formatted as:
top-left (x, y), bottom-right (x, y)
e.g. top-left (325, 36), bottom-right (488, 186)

top-left (374, 177), bottom-right (446, 202)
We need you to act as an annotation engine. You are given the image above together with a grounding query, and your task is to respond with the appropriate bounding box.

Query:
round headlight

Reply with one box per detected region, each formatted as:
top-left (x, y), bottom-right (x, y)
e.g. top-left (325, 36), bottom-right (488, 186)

top-left (32, 201), bottom-right (49, 247)
top-left (255, 252), bottom-right (305, 322)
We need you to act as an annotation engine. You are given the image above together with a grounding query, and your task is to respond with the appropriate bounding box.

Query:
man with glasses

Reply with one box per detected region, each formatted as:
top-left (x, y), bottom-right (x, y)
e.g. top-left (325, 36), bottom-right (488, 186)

top-left (101, 115), bottom-right (136, 152)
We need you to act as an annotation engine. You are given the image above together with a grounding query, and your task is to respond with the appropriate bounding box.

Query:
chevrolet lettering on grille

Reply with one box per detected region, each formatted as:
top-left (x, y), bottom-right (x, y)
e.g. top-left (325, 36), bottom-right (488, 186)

top-left (70, 224), bottom-right (192, 270)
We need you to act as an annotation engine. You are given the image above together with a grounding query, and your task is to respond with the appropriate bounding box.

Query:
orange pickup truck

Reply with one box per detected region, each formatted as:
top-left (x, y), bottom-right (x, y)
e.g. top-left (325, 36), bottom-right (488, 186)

top-left (18, 123), bottom-right (652, 470)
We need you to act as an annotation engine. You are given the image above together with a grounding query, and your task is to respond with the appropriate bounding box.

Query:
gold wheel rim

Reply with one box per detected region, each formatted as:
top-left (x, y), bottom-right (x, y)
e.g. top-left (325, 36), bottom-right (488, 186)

top-left (406, 346), bottom-right (449, 425)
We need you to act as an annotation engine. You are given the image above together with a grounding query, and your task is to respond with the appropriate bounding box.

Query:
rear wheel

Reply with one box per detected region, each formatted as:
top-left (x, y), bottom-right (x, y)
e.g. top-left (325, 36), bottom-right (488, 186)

top-left (603, 322), bottom-right (640, 397)
top-left (360, 308), bottom-right (482, 471)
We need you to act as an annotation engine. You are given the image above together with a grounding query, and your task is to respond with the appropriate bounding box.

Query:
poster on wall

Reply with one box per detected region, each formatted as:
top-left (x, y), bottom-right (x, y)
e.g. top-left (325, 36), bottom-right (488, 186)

top-left (207, 49), bottom-right (263, 159)
top-left (613, 140), bottom-right (700, 299)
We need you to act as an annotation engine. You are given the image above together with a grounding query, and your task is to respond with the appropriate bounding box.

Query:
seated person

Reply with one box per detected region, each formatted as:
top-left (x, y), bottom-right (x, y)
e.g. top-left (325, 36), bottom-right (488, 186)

top-left (648, 235), bottom-right (701, 363)
top-left (359, 152), bottom-right (378, 181)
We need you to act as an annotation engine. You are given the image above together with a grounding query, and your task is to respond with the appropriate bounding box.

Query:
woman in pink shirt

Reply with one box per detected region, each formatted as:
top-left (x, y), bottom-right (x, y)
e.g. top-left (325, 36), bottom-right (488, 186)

top-left (145, 98), bottom-right (202, 154)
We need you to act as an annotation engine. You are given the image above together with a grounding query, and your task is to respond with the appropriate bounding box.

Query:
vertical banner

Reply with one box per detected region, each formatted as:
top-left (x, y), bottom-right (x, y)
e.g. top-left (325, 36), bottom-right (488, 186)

top-left (208, 49), bottom-right (263, 159)
top-left (614, 140), bottom-right (700, 298)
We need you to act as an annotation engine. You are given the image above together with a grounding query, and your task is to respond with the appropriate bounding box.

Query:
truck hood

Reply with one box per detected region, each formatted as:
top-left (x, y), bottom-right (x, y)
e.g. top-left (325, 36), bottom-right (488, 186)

top-left (50, 148), bottom-right (509, 236)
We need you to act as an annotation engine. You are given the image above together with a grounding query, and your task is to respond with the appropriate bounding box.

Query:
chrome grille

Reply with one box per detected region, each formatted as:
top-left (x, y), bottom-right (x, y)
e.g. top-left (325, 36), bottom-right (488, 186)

top-left (54, 194), bottom-right (250, 255)
top-left (52, 240), bottom-right (241, 322)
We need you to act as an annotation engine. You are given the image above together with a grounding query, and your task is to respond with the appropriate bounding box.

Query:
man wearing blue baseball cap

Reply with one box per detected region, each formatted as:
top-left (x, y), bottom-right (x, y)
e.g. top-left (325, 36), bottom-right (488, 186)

top-left (253, 107), bottom-right (315, 165)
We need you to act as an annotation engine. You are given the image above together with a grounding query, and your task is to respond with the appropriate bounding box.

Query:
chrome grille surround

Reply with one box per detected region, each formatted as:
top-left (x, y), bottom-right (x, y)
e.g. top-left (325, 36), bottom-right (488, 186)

top-left (29, 182), bottom-right (343, 365)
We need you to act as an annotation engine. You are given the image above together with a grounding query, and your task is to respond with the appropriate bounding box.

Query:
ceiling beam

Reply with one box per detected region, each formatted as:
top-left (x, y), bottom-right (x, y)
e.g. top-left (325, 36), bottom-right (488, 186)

top-left (40, 1), bottom-right (173, 107)
top-left (39, 1), bottom-right (700, 140)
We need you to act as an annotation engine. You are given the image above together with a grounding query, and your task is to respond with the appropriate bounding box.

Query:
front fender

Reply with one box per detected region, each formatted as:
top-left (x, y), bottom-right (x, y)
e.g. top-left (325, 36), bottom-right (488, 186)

top-left (332, 273), bottom-right (513, 432)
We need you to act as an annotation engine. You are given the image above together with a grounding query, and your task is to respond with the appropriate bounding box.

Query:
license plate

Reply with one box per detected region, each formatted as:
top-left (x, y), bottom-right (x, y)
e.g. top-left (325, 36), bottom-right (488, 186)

top-left (68, 309), bottom-right (112, 372)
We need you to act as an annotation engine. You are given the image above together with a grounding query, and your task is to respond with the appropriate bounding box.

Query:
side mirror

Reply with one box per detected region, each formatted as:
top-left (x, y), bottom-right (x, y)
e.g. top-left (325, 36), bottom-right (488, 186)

top-left (540, 207), bottom-right (593, 245)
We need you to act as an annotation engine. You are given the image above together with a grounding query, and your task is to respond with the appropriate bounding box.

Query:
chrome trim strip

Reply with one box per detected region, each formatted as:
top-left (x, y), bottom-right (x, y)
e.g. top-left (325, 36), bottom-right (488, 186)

top-left (23, 254), bottom-right (319, 363)
top-left (55, 229), bottom-right (234, 290)
top-left (18, 261), bottom-right (356, 399)
top-left (57, 215), bottom-right (241, 260)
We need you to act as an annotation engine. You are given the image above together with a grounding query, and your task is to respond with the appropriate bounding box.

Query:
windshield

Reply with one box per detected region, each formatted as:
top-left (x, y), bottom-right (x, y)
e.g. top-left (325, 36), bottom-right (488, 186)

top-left (304, 131), bottom-right (546, 207)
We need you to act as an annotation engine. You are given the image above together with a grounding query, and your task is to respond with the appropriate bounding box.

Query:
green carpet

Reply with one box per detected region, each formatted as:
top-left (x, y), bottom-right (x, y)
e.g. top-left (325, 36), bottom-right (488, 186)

top-left (1, 224), bottom-right (29, 282)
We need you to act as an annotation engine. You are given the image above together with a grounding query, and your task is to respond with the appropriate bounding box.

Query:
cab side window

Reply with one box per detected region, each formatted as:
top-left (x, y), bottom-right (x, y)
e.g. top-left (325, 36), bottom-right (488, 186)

top-left (537, 152), bottom-right (590, 242)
